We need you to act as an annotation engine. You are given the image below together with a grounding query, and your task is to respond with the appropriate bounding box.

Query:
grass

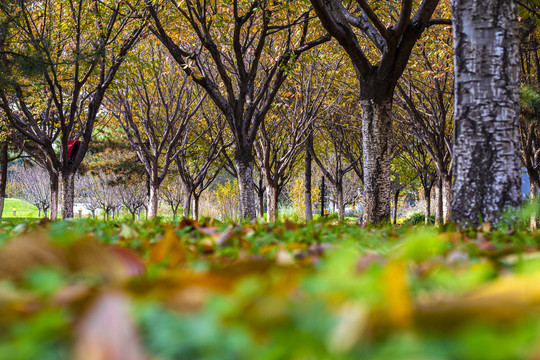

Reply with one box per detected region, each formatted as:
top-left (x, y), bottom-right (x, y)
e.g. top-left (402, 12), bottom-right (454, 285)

top-left (2, 198), bottom-right (40, 219)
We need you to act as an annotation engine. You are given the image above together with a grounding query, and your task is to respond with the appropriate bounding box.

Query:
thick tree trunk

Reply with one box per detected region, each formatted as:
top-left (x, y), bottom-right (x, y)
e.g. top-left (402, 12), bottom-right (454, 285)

top-left (304, 140), bottom-right (313, 221)
top-left (266, 182), bottom-right (279, 222)
top-left (451, 0), bottom-right (521, 226)
top-left (361, 98), bottom-right (392, 225)
top-left (148, 183), bottom-right (159, 219)
top-left (0, 143), bottom-right (7, 219)
top-left (183, 190), bottom-right (192, 218)
top-left (424, 187), bottom-right (432, 225)
top-left (530, 178), bottom-right (538, 229)
top-left (61, 170), bottom-right (75, 219)
top-left (49, 171), bottom-right (59, 220)
top-left (234, 150), bottom-right (257, 220)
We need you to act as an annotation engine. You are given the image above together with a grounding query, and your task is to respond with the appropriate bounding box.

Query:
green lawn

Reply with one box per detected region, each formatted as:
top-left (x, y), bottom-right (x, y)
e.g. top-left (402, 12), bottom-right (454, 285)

top-left (2, 198), bottom-right (40, 218)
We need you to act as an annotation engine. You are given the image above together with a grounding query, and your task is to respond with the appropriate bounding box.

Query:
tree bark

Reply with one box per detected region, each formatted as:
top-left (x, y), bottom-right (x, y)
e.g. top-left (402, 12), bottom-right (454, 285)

top-left (451, 0), bottom-right (521, 226)
top-left (234, 150), bottom-right (257, 220)
top-left (183, 190), bottom-right (192, 218)
top-left (0, 143), bottom-right (7, 219)
top-left (49, 171), bottom-right (59, 220)
top-left (61, 170), bottom-right (75, 219)
top-left (361, 97), bottom-right (392, 225)
top-left (530, 178), bottom-right (538, 229)
top-left (304, 143), bottom-right (313, 221)
top-left (266, 182), bottom-right (279, 223)
top-left (424, 187), bottom-right (432, 225)
top-left (393, 190), bottom-right (400, 225)
top-left (443, 176), bottom-right (452, 224)
top-left (148, 184), bottom-right (159, 219)
top-left (435, 177), bottom-right (443, 226)
top-left (193, 194), bottom-right (200, 220)
top-left (336, 182), bottom-right (345, 221)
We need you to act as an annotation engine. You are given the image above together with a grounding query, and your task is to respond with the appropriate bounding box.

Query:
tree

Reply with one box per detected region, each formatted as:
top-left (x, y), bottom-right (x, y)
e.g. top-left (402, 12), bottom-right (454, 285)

top-left (118, 181), bottom-right (147, 220)
top-left (0, 0), bottom-right (146, 219)
top-left (310, 0), bottom-right (448, 224)
top-left (146, 0), bottom-right (329, 219)
top-left (451, 0), bottom-right (521, 226)
top-left (12, 165), bottom-right (50, 217)
top-left (108, 43), bottom-right (206, 218)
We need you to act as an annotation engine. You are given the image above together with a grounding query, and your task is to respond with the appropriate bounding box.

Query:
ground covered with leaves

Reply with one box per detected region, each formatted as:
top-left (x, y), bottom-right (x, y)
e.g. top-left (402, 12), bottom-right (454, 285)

top-left (1, 218), bottom-right (540, 359)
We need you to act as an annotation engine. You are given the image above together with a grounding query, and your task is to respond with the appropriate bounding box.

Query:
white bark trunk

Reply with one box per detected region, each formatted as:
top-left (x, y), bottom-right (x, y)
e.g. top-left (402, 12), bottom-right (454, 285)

top-left (530, 179), bottom-right (538, 229)
top-left (235, 155), bottom-right (256, 220)
top-left (266, 183), bottom-right (278, 223)
top-left (443, 177), bottom-right (452, 224)
top-left (361, 99), bottom-right (392, 225)
top-left (61, 170), bottom-right (75, 219)
top-left (148, 185), bottom-right (159, 219)
top-left (50, 172), bottom-right (59, 220)
top-left (451, 0), bottom-right (521, 226)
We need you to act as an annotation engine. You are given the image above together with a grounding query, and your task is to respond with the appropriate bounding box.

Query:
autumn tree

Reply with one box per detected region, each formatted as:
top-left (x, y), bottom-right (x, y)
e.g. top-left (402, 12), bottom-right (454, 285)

top-left (146, 0), bottom-right (329, 220)
top-left (310, 0), bottom-right (449, 224)
top-left (0, 0), bottom-right (146, 219)
top-left (451, 0), bottom-right (521, 226)
top-left (108, 43), bottom-right (206, 218)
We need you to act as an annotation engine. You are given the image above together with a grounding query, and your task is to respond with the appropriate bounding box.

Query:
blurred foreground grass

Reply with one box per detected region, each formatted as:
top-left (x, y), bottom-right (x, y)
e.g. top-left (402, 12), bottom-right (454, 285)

top-left (1, 218), bottom-right (540, 359)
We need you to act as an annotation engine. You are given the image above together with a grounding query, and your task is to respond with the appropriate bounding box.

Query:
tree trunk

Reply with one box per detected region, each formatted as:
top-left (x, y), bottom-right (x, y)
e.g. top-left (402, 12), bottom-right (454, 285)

top-left (38, 208), bottom-right (41, 218)
top-left (530, 178), bottom-right (538, 229)
top-left (61, 170), bottom-right (75, 219)
top-left (193, 195), bottom-right (200, 220)
top-left (451, 0), bottom-right (521, 226)
top-left (234, 150), bottom-right (257, 220)
top-left (148, 183), bottom-right (159, 219)
top-left (393, 190), bottom-right (400, 225)
top-left (304, 140), bottom-right (313, 221)
top-left (258, 189), bottom-right (265, 220)
top-left (266, 182), bottom-right (279, 222)
top-left (0, 143), bottom-right (7, 219)
top-left (424, 187), bottom-right (432, 225)
top-left (183, 190), bottom-right (192, 218)
top-left (44, 208), bottom-right (48, 218)
top-left (443, 176), bottom-right (452, 224)
top-left (361, 98), bottom-right (392, 225)
top-left (49, 171), bottom-right (59, 220)
top-left (435, 177), bottom-right (443, 226)
top-left (336, 182), bottom-right (345, 221)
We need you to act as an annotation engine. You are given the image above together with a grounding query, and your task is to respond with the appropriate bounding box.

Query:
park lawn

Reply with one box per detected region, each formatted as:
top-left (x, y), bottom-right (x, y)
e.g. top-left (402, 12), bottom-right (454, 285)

top-left (0, 218), bottom-right (539, 359)
top-left (2, 198), bottom-right (40, 218)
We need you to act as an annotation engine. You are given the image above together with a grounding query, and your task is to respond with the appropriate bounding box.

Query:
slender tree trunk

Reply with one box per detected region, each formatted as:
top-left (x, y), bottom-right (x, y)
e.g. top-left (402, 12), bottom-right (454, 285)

top-left (393, 190), bottom-right (400, 225)
top-left (304, 139), bottom-right (313, 221)
top-left (361, 97), bottom-right (392, 225)
top-left (530, 178), bottom-right (538, 229)
top-left (44, 208), bottom-right (48, 218)
top-left (266, 182), bottom-right (279, 222)
top-left (91, 210), bottom-right (95, 219)
top-left (234, 150), bottom-right (257, 220)
top-left (38, 208), bottom-right (41, 218)
top-left (61, 170), bottom-right (75, 219)
top-left (424, 187), bottom-right (432, 225)
top-left (49, 171), bottom-right (59, 220)
top-left (183, 190), bottom-right (192, 218)
top-left (148, 183), bottom-right (159, 219)
top-left (336, 182), bottom-right (345, 221)
top-left (451, 0), bottom-right (521, 226)
top-left (436, 177), bottom-right (443, 226)
top-left (258, 189), bottom-right (264, 220)
top-left (0, 143), bottom-right (7, 219)
top-left (193, 195), bottom-right (200, 220)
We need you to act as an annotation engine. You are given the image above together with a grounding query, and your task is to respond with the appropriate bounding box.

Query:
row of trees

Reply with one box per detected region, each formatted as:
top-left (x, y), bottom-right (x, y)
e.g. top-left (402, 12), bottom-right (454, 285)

top-left (0, 0), bottom-right (531, 226)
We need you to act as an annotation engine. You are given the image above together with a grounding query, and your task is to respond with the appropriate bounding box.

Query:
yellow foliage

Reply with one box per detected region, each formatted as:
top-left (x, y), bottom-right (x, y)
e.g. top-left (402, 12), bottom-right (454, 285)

top-left (290, 178), bottom-right (320, 218)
